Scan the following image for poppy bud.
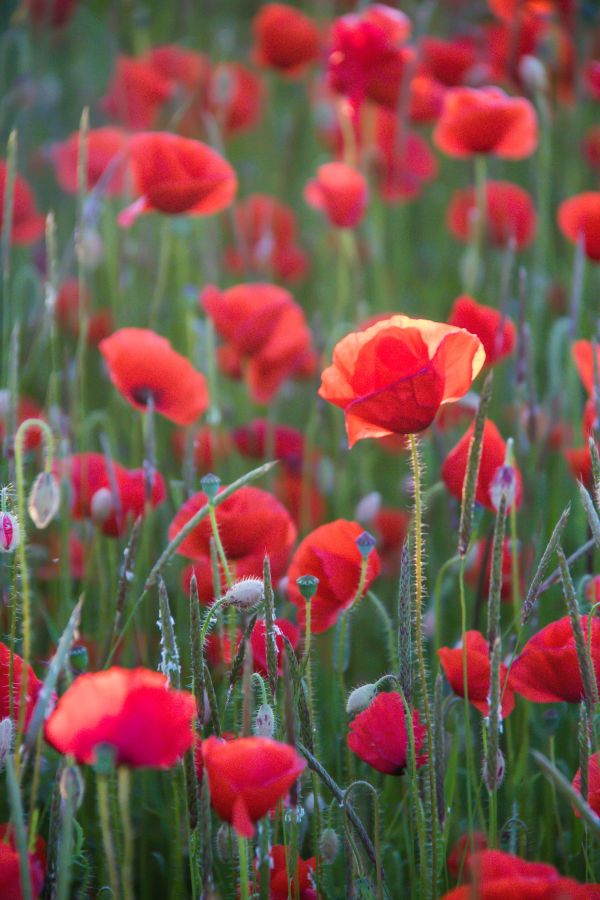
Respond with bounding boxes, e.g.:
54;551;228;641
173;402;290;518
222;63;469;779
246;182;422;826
223;577;264;612
216;823;238;862
296;574;319;602
482;748;505;792
355;491;382;524
489;464;516;511
319;828;340;864
519;55;548;95
0;717;13;770
355;531;377;560
0;512;19;553
60;763;85;810
28;471;60;529
200;472;221;503
254;703;275;738
90;487;115;525
346;683;377;714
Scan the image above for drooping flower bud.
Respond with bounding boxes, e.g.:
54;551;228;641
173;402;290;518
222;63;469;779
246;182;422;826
489;465;516;512
200;472;220;503
60;763;85;810
482;748;505;792
346;683;378;715
254;703;275;738
355;491;381;524
90;487;114;525
0;512;19;553
28;471;60;528
0;717;13;770
519;55;548;95
319;827;340;864
223;577;264;612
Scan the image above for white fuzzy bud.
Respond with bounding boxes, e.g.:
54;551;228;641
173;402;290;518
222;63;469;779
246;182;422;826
223;578;264;612
346;683;377;715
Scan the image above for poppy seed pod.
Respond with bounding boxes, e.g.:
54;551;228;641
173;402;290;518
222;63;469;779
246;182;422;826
28;471;60;529
0;512;19;553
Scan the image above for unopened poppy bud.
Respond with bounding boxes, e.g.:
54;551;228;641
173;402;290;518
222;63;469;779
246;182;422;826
0;717;13;770
223;577;264;612
355;491;381;524
296;574;319;602
355;530;377;560
28;471;60;528
60;763;85;809
0;512;19;553
482;748;505;792
519;55;548;95
319;827;340;864
489;465;516;512
216;823;238;862
254;703;275;738
90;487;114;525
69;644;89;674
346;683;377;714
201;472;221;503
210;67;235;107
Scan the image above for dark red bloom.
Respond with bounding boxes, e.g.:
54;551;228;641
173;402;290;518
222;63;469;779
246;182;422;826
582;127;600;172
169;485;297;591
57;452;165;538
319;315;485;447
171;426;232;473
448;295;516;367
26;0;77;27
437;630;515;717
55;280;113;345
252;4;321;76
564;446;593;490
99;328;209;425
0;159;44;245
558;193;600;261
419;35;479;87
51;127;130;196
447;181;536;250
441;419;523;511
203;63;265;137
120;132;237;222
256;845;316;900
328;5;413;111
433;87;538;159
509;615;600;704
287;519;381;634
347;691;426;775
145;44;209;93
101;56;173;130
225;194;308;282
45;667;195;767
573;751;600;817
447;832;488;880
585;61;600;101
0;822;46;900
372;111;438;203
232;419;306;471
202;735;306;837
305;162;368;228
408;75;447;123
201;283;316;403
442;849;600;899
0;642;43;731
250;618;299;677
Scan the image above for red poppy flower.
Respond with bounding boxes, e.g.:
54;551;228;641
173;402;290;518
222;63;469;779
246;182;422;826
564;446;593;490
447;181;537;250
256;845;317;900
287;519;381;634
328;5;413;111
0;642;43;731
201;283;316;403
408;75;447;123
202;63;265;137
488;0;567;20
145;44;209;93
101;56;173;130
442;849;600;899
369;507;410;577
558;193;600;262
250;618;299;678
438;630;515;717
347;691;426;775
51;127;130;196
447;832;488;880
319;315;485;447
171;426;232;473
57;452;165;538
448;296;516;367
509;615;600;704
0;822;46;900
433;87;538;159
252;4;321;76
45;667;196;767
583;127;600;172
232;419;306;471
0;160;45;245
25;0;77;27
120;132;236;222
225;194;308;282
573;751;600;817
99;328;209;425
465;537;526;602
169;485;297;591
202;735;306;837
585;61;600;101
572;340;600;395
55;280;113;345
305;162;368;228
441;419;522;511
205;631;240;668
372;111;438;203
419;36;479;87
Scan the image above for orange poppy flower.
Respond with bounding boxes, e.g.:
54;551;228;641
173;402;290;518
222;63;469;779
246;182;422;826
447;180;537;250
121;132;236;222
304;161;368;228
558;193;600;261
99;328;209;425
433;86;538;159
252;4;321;76
318;315;485;447
51;127;130;196
0;160;45;245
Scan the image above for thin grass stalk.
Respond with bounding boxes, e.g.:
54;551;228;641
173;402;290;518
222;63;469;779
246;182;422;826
398;541;413;704
6;753;33;900
521;504;570;624
458;372;493;557
557;545;599;712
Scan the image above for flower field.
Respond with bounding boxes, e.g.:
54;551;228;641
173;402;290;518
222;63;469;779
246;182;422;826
2;1;600;897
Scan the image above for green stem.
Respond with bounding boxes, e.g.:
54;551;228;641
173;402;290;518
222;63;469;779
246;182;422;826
208;503;233;589
118;768;135;900
97;774;121;900
238;834;250;900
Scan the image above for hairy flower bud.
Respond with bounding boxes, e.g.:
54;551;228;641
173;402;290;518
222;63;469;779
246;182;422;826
60;763;85;810
223;577;264;612
355;491;381;524
28;471;60;528
346;683;377;715
482;748;505;792
0;512;19;553
90;487;114;525
519;54;548;95
216;823;238;862
0;717;13;770
489;464;516;512
319;828;340;864
254;703;275;738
